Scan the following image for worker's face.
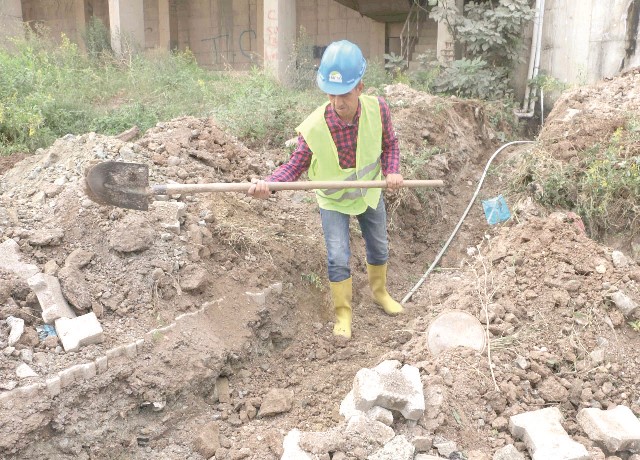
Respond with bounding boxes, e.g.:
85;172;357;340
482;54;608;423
328;81;364;123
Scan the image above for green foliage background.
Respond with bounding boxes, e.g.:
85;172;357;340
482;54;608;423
0;27;331;156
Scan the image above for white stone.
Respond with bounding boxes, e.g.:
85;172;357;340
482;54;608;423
281;429;315;460
16;363;38;379
369;435;415;460
510;407;590;460
28;272;76;323
55;312;104;352
577;405;640;453
6;316;25;346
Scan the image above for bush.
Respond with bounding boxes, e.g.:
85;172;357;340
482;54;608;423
424;0;534;100
515;118;640;237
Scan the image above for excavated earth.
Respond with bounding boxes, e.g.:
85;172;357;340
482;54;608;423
0;75;639;460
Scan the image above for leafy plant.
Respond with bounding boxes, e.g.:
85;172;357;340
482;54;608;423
84;16;113;60
423;0;535;100
629;320;640;332
301;272;324;290
384;52;407;78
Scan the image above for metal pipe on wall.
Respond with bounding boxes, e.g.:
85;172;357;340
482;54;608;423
528;0;546;114
521;0;542;114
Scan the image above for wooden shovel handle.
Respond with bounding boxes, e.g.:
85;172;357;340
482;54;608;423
153;179;444;195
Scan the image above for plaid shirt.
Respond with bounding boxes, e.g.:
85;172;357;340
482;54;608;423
267;97;400;182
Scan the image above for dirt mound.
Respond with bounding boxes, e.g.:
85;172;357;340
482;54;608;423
0;81;638;460
539;67;640;160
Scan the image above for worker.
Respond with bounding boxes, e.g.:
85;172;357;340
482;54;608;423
248;39;404;339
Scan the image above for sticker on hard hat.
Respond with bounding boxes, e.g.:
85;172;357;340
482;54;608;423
328;71;343;83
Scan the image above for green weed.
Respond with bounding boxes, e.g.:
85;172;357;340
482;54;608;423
301;272;324;290
513;118;640;238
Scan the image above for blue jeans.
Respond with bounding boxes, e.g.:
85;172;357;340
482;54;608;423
319;196;389;282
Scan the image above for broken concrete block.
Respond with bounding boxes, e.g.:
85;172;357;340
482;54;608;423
282;429;316;460
58;367;76;388
494;444;526;460
6;316;24;346
46;376;61;397
81;362;97;380
299;428;346;454
16;363;37;379
106;345;124;360
346;414;395;445
510;406;590;460
95;356;108;374
339;390;393;425
55;312;104;352
369;435;415;460
150;201;186;234
124;342;137;358
16;383;42;398
352;360;425;421
27;272;76;324
577;405;640;453
0;239;40;281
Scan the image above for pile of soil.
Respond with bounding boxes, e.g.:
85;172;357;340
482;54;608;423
0;75;638;460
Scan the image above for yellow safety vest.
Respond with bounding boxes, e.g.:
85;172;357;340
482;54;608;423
296;95;383;215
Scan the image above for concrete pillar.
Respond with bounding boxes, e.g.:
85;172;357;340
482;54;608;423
0;0;23;44
158;0;170;50
263;0;296;83
454;0;464;60
436;20;454;62
108;0;145;55
74;0;87;52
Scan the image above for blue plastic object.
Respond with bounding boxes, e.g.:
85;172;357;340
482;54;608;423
316;40;367;95
36;324;57;340
482;194;511;225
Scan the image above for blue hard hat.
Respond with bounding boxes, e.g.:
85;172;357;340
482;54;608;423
316;40;367;95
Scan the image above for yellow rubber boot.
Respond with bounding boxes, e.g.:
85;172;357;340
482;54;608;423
367;263;404;315
330;277;353;339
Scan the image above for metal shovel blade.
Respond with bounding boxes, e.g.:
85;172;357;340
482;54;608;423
85;161;151;211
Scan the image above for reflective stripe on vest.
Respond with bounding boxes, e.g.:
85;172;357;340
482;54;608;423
296;95;383;215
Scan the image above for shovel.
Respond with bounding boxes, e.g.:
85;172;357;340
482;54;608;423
84;161;444;211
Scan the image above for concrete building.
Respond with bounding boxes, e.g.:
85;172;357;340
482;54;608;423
0;0;639;105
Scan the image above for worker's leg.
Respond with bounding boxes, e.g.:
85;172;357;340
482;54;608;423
320;208;352;338
357;196;403;315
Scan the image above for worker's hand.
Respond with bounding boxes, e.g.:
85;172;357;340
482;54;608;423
385;173;404;192
248;178;271;199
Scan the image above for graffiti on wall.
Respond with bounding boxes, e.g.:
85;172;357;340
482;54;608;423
202;27;257;66
264;8;278;62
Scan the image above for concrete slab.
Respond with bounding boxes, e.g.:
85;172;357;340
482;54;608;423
510;407;590;460
577;405;640;453
55;312;104;352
